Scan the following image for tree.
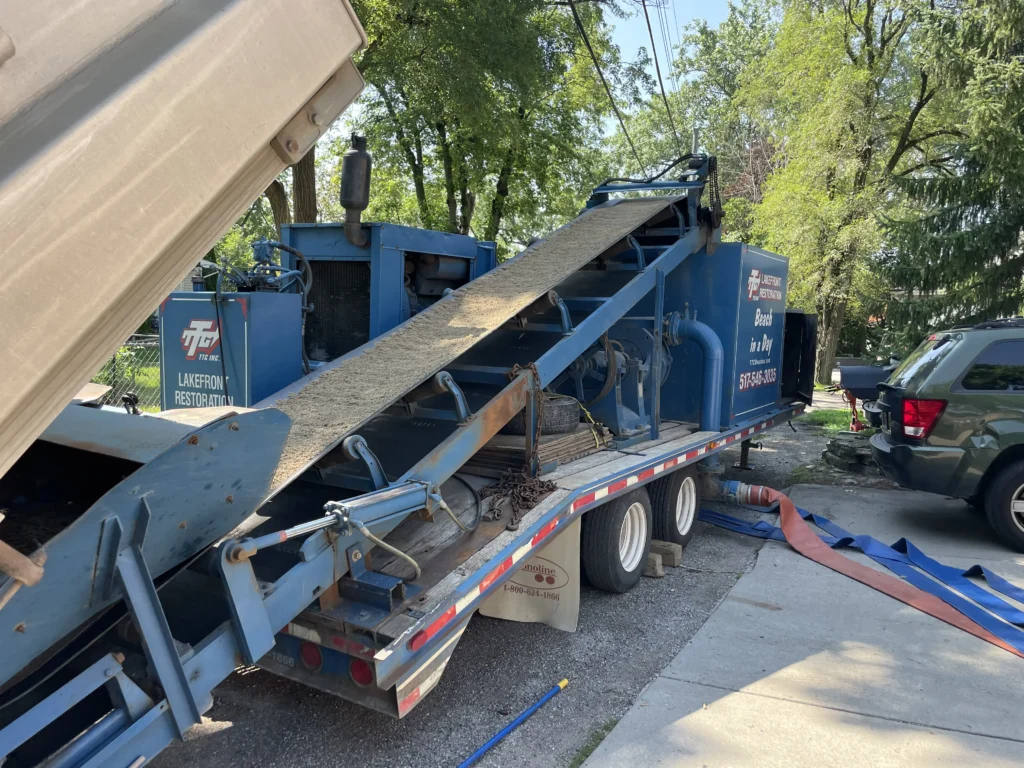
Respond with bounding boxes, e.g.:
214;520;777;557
743;0;961;382
344;0;645;255
608;0;779;241
882;0;1024;353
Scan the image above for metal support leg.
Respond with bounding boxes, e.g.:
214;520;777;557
116;547;200;736
218;546;277;665
732;438;760;470
651;268;665;440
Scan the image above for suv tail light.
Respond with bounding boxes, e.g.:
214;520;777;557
902;398;946;438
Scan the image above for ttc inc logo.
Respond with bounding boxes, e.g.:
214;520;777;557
181;319;220;360
747;269;761;301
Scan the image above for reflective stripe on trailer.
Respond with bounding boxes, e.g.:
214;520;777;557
407;518;562;651
399;405;802;657
570;411;797;513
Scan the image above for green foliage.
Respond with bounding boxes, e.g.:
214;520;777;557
346;0;640;256
610;0;780;231
208;196;279;289
882;0;1024;350
796;408;857;436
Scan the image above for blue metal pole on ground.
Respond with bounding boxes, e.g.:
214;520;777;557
457;679;569;768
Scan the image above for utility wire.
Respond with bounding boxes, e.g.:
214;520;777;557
567;0;647;176
657;1;680;94
642;0;684;154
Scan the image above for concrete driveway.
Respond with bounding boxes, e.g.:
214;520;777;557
584;485;1024;767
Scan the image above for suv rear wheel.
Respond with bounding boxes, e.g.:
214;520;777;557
984;460;1024;552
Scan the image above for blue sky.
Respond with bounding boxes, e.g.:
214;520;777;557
608;0;730;89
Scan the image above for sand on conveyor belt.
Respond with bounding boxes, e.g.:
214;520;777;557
267;198;674;493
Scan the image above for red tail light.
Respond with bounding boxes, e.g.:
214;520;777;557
902;398;946;438
349;658;374;687
299;641;323;671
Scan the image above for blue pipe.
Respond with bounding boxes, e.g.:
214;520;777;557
46;708;128;768
670;317;724;432
457;679;568;768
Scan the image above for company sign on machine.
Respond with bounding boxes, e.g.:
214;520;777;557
746;269;783;302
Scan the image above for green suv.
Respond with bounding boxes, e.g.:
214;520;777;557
871;320;1024;550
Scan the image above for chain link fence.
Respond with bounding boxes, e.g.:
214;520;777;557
91;334;161;411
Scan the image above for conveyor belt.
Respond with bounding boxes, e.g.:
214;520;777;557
266;198;676;493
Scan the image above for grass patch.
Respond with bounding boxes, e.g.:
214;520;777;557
813;382;832;392
796;409;853;436
568;718;620;768
788;462;821;484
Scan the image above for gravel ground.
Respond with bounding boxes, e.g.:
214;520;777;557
153;420;845;768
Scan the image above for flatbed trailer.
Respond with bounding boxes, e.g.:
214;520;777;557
0;159;815;767
265;402;805;718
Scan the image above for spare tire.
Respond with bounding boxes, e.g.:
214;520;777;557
501;394;580;435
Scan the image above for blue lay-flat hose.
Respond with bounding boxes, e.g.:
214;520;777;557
457;679;569;768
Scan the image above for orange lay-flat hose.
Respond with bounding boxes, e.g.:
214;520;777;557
744;484;1024;660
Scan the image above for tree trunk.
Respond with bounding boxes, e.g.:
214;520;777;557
436;121;459;233
264;179;291;239
485;152;513;242
814;297;846;386
292;147;318;223
380;90;430;226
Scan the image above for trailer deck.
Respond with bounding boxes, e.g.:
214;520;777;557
262;402;805;717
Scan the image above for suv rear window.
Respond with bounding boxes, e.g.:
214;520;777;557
888;334;956;389
961;341;1024;391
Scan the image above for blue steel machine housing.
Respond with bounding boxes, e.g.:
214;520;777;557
665;243;789;428
159;291;303;409
279;222;498;361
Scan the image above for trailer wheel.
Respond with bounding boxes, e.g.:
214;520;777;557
649;465;700;549
582;488;652;593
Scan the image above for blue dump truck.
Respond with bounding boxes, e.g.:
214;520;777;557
0;147;816;766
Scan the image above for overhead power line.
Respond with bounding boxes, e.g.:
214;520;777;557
567;0;647;176
657;1;681;95
641;0;684;154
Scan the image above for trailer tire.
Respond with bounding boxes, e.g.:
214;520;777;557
582;488;652;593
501;395;580;436
649;465;700;549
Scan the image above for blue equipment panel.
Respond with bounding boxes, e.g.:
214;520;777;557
665;243;788;427
159;292;302;409
279;223;497;360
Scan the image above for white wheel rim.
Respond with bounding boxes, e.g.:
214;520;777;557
619;502;647;572
1012;483;1024;534
676;476;697;536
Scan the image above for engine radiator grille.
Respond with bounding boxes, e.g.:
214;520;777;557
306;261;371;361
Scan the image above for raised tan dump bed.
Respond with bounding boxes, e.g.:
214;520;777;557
0;0;367;478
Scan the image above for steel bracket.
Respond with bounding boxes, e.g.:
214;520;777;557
552;293;575;335
342;435;388;490
218;545;276;665
115;509;200;737
626;235;646;271
437;371;472;422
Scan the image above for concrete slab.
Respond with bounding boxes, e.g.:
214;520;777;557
584;485;1024;767
589;677;1024;768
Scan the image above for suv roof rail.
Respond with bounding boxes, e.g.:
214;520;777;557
972;317;1024;329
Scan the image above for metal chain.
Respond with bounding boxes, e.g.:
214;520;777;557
479;470;557;532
